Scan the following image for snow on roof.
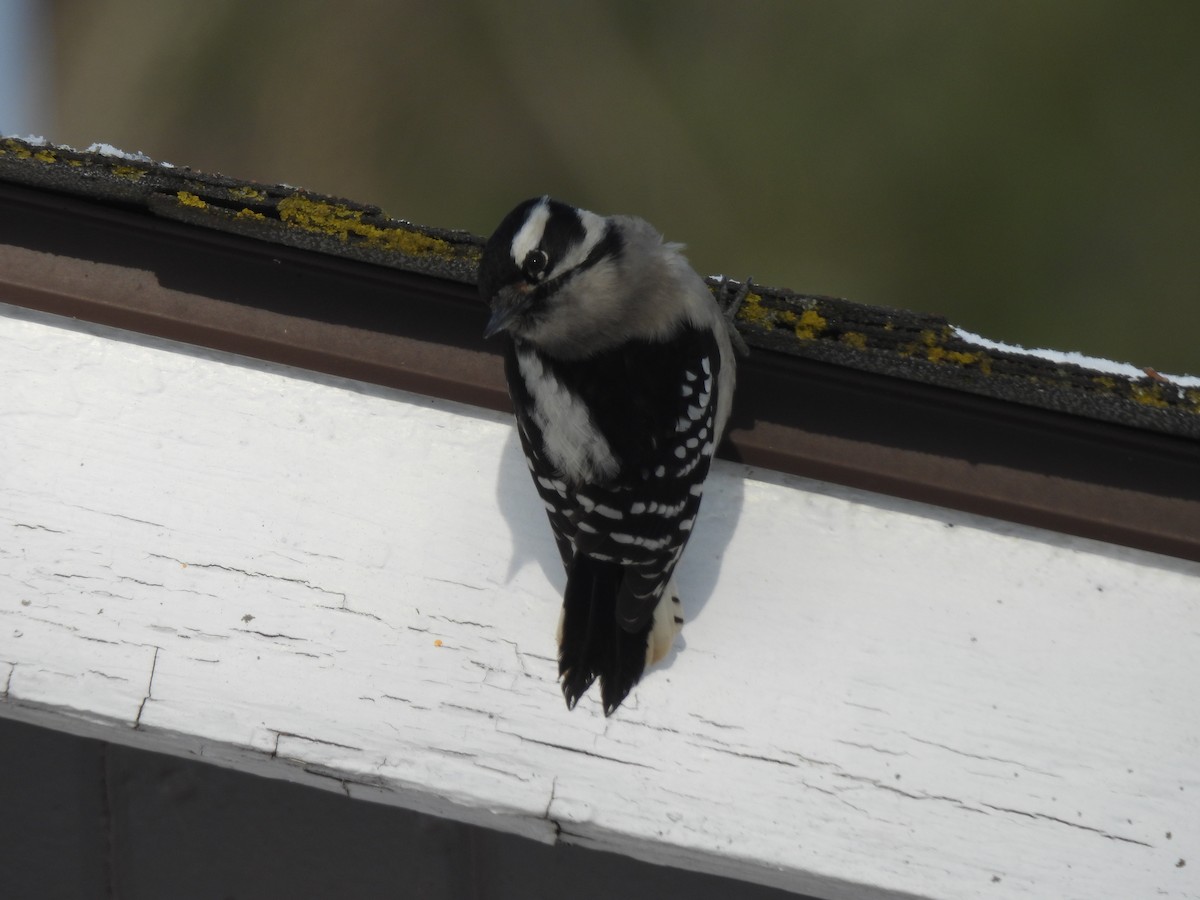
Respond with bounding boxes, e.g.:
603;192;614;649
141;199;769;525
82;141;170;167
953;327;1200;388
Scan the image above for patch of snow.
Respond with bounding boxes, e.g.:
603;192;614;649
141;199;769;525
4;135;175;168
952;327;1200;387
84;142;156;163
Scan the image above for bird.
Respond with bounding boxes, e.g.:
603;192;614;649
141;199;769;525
478;196;738;715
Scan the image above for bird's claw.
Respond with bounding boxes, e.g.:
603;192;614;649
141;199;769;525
715;275;752;357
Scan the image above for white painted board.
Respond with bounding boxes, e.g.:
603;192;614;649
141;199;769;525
1;301;1198;899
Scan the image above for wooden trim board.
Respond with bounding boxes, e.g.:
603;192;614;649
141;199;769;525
3;304;1198;898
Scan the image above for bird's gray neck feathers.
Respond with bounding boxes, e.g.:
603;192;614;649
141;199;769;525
522;217;719;361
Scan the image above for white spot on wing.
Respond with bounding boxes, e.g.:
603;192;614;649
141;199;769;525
653;498;686;517
611;533;672;551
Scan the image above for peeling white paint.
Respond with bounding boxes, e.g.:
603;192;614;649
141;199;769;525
1;302;1198;900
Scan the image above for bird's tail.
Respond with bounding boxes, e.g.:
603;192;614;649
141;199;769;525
559;555;650;716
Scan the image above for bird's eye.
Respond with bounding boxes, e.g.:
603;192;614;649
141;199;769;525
523;249;549;280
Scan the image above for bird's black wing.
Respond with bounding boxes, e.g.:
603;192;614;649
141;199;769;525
549;325;725;630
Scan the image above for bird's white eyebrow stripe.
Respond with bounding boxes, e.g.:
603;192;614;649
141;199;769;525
510;197;551;265
547;207;608;281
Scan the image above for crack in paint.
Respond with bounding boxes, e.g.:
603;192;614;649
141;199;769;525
499;728;654;770
980;802;1153;847
133;646;160;729
271;730;364;757
148;553;347;602
13;522;66;534
903;732;1061;778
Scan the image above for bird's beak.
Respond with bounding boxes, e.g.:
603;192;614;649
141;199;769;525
483;284;530;339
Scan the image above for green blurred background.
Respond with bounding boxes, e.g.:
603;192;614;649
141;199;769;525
15;0;1200;372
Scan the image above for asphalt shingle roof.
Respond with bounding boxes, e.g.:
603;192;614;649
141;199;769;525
2;135;1197;441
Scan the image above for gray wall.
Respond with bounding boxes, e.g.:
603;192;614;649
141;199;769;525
0;717;813;899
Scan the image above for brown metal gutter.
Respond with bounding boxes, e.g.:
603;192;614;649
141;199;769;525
2;179;1197;562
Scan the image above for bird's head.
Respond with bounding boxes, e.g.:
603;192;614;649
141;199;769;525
478;196;630;357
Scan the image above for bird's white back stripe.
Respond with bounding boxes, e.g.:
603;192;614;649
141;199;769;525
518;349;618;483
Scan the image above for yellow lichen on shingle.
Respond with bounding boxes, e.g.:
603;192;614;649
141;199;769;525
794;308;827;341
1;139;56;164
176;191;207;209
841;331;868;350
735;291;772;328
112;165;147;181
229;185;266;201
2;138;32;158
235;208;267;221
737;291;829;340
277;195;453;257
905;327;993;374
1131;383;1170;408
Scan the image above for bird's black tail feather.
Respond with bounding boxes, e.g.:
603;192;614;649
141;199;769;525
559;555;650;716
